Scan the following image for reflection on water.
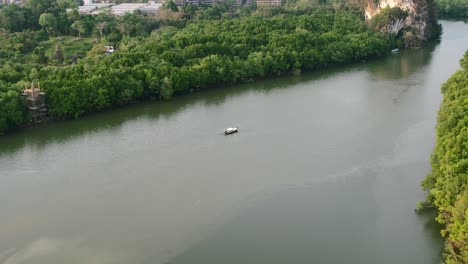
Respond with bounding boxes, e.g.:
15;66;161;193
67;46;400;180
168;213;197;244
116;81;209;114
367;41;438;81
0;68;341;155
0;76;295;156
164;162;443;264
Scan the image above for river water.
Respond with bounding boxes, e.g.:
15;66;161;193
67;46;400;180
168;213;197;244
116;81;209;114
1;20;467;264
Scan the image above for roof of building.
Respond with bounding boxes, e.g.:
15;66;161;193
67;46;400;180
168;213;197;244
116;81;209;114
78;3;113;13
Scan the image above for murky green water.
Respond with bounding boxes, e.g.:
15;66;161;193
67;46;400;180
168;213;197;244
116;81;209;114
1;20;467;264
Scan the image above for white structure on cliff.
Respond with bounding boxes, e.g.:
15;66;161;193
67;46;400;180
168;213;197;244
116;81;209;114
364;0;415;20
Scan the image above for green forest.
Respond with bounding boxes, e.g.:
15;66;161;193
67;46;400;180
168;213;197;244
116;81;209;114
436;0;468;18
0;2;394;134
422;51;468;264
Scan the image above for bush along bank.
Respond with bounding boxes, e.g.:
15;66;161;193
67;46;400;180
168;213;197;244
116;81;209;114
421;51;468;264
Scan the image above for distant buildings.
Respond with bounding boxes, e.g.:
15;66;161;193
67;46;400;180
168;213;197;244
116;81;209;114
184;0;214;5
139;2;162;14
77;1;161;16
256;0;281;7
0;0;21;4
74;0;277;16
78;3;114;14
182;0;253;6
110;3;147;15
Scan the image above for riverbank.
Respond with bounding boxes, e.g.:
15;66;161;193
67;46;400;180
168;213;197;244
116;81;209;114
422;51;468;264
2;6;394;135
436;0;468;18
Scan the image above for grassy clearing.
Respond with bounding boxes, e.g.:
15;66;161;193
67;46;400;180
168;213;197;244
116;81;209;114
42;36;96;60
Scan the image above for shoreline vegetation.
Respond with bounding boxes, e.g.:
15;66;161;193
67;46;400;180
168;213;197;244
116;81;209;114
420;51;468;264
436;0;468;18
1;2;401;135
42;7;392;118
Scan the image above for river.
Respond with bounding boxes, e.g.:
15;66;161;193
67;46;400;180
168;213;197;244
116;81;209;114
1;20;467;264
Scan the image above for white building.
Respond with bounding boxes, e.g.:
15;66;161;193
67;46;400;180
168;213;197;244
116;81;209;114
78;3;113;14
76;1;161;16
139;2;162;15
109;2;161;16
110;3;146;15
256;0;280;6
1;0;20;4
184;0;252;6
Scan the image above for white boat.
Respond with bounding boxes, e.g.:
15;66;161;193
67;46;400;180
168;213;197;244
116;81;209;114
224;127;238;135
392;48;399;53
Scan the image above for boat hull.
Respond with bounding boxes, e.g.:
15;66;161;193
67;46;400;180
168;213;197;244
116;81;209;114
224;128;238;135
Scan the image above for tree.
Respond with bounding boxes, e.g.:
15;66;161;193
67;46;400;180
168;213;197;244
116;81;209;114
0;4;26;32
39;13;57;36
33;46;48;64
160;77;173;99
421;51;468;264
181;3;198;20
71;20;86;38
118;13;146;37
163;0;178;12
67;8;80;23
96;22;107;40
94;10;117;40
53;44;64;64
0;84;29;135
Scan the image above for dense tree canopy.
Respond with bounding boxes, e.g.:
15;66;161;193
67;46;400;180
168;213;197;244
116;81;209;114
37;6;390;120
0;81;29;134
0;3;395;134
0;0;176;134
436;0;468;18
422;51;468;264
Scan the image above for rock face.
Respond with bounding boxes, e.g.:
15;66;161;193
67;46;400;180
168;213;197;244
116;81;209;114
363;0;439;47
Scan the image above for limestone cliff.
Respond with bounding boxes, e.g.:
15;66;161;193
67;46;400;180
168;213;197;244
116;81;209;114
362;0;440;47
